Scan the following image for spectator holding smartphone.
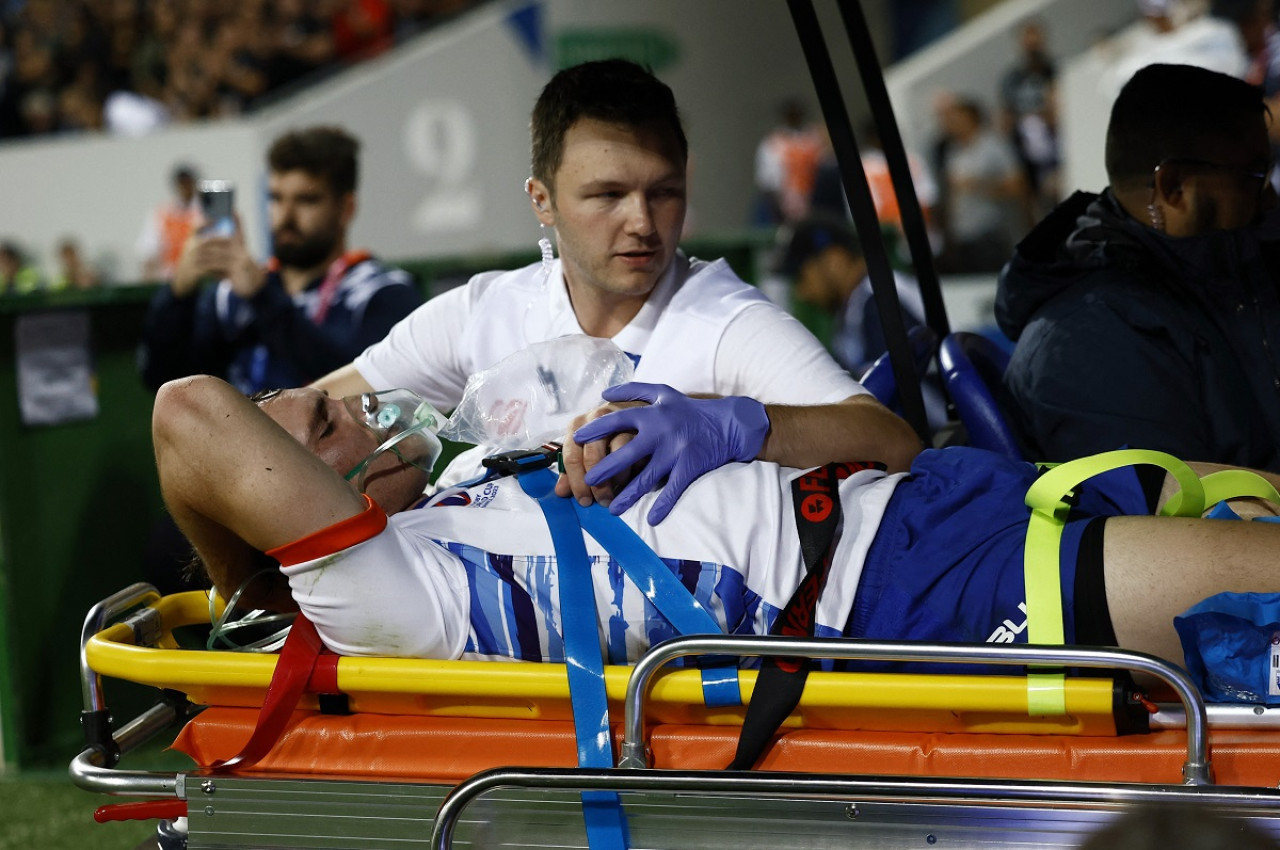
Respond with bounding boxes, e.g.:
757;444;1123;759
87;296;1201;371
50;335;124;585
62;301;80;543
138;125;421;394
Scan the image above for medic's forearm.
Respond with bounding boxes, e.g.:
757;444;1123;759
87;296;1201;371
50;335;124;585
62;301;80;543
758;394;922;473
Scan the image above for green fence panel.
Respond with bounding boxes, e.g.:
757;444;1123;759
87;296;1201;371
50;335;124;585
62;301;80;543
0;287;165;769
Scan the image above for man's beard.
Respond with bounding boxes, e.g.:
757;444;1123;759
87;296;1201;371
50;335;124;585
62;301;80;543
272;227;337;270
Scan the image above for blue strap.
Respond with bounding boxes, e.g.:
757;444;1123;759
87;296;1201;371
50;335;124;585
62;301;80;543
575;501;741;706
575;502;724;635
699;666;743;708
518;469;627;850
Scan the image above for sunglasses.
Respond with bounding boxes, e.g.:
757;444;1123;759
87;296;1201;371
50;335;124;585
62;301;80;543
1153;156;1275;200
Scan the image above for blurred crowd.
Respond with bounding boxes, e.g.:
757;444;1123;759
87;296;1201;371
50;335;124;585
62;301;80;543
752;0;1280;378
0;0;478;140
4;0;1276;300
751;17;1059;278
0;0;480;295
755;0;1280;279
0;235;98;294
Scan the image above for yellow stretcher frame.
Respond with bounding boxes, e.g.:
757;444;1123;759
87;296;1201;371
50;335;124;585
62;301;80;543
86;591;1128;736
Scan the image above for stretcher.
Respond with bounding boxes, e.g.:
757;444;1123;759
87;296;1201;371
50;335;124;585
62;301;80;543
72;583;1280;849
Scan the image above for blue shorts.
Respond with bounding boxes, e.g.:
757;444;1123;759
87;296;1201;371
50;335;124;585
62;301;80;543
846;447;1153;671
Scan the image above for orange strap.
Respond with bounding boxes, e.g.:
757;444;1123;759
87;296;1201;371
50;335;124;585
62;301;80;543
209;614;329;772
267;494;385;565
217;498;387;770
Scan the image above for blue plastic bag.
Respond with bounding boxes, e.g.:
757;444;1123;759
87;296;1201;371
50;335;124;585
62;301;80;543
1174;591;1280;705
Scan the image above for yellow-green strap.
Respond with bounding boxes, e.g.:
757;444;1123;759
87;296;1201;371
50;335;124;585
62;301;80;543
1023;453;1280;716
1161;469;1280;517
1022;449;1202;715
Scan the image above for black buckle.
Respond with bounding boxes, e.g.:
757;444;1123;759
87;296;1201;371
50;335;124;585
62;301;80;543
481;443;562;477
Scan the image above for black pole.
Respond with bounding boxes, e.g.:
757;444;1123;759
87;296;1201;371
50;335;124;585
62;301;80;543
835;0;950;340
786;0;930;442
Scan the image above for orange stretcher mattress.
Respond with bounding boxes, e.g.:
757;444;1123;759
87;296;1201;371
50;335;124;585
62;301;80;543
172;707;1280;788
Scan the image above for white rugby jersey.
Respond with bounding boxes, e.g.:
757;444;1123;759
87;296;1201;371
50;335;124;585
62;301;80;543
279;461;904;662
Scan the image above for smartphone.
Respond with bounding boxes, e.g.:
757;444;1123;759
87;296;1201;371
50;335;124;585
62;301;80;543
198;180;236;237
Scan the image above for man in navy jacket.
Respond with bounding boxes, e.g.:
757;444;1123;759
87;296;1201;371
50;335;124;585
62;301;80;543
997;64;1280;471
139;125;421;394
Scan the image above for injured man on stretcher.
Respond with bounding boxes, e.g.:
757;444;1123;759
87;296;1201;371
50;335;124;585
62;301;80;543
153;374;1280;674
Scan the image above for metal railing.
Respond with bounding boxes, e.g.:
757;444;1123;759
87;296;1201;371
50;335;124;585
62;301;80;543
618;635;1212;785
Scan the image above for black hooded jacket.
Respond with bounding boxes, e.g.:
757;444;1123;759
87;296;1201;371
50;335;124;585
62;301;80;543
995;190;1280;470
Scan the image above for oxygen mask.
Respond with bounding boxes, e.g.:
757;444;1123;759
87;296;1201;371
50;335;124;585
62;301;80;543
342;389;444;492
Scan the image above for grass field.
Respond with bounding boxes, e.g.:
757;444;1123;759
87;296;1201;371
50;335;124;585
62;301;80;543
1;735;193;850
0;771;156;849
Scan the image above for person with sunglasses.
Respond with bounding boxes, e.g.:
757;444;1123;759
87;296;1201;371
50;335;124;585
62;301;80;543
997;63;1280;472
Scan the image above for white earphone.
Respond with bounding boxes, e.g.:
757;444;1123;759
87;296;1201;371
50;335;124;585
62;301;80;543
526;177;547;211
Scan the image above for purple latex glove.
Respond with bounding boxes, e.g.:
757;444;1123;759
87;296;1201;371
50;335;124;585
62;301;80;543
574;382;770;525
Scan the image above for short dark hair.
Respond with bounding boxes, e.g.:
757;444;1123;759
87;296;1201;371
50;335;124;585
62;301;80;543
1105;63;1268;189
530;58;688;185
776;215;862;277
267;125;360;196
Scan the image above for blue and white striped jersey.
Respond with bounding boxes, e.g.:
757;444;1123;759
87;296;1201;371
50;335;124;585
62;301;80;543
281;460;902;662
